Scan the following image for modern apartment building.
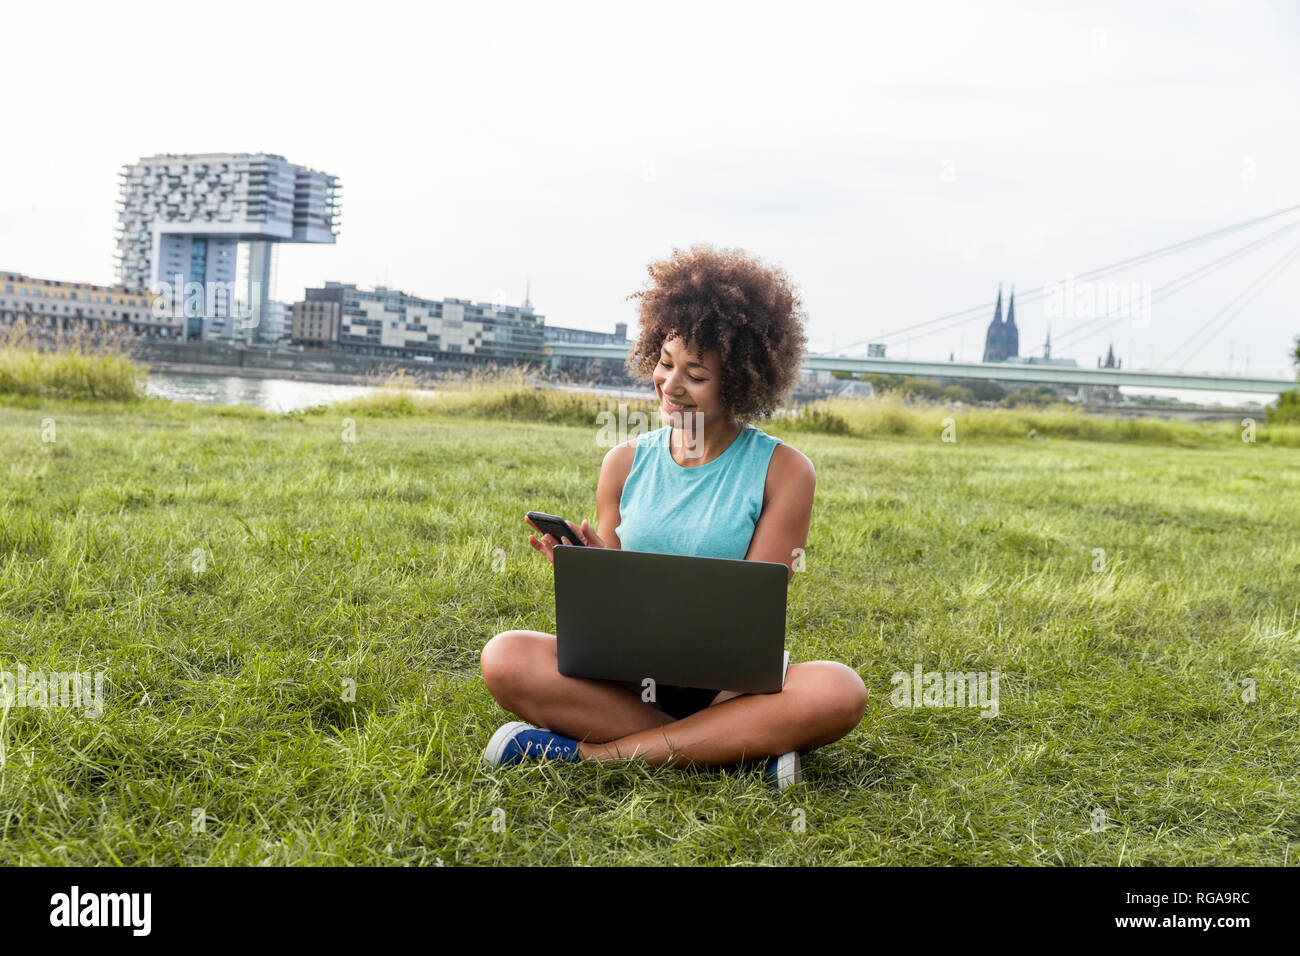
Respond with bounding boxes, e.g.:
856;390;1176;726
267;300;292;342
291;282;544;361
116;153;340;345
0;270;166;335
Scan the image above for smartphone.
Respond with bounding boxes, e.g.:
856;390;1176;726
525;511;586;546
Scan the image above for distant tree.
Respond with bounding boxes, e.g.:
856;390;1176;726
1267;390;1300;423
1266;335;1300;423
862;373;906;392
899;376;944;400
1033;385;1060;403
1001;385;1057;408
940;384;975;403
954;378;1006;402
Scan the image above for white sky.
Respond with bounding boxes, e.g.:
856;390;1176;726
2;0;1298;377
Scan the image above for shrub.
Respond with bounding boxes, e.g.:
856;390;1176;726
785;405;852;434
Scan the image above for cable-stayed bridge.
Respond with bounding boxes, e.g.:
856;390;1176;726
546;203;1300;396
541;342;1293;395
801;355;1291;394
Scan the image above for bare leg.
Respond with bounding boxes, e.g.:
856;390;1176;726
481;630;675;742
578;661;867;766
481;630;868;764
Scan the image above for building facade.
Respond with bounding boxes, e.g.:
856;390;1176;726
116;153;340;345
542;322;632;380
1;270;165;335
291;285;344;345
543;322;628;345
292;282;545;361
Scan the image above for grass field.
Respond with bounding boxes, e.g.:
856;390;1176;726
1;383;1298;865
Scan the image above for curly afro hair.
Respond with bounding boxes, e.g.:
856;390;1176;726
625;244;808;423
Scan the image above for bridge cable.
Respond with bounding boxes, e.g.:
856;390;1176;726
872;215;1300;355
829;201;1300;355
937;216;1300;352
1158;239;1300;370
1048;219;1300;353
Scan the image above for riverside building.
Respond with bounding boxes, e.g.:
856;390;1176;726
116;153;340;345
0;270;164;335
291;282;544;362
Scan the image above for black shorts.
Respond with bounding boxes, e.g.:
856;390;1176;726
653;683;721;720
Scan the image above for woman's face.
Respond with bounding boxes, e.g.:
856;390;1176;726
652;335;729;429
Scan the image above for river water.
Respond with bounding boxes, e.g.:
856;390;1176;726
145;370;1282;415
144;372;432;413
145;371;655;413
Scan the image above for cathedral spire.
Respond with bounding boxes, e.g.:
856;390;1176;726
983;283;1007;363
1005;285;1018;358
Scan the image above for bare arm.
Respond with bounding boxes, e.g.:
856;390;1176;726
595;440;635;551
744;443;816;581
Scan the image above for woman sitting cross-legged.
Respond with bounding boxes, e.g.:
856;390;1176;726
480;244;868;788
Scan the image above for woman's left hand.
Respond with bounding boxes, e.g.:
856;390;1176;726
526;517;606;563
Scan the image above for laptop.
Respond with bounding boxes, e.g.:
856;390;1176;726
554;546;790;695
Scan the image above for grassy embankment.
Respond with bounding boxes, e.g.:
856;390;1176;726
0;345;1298;864
0;324;144;402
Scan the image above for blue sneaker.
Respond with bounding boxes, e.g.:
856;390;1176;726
482;721;583;768
765;751;802;789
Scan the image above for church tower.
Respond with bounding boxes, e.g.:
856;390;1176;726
1004;286;1019;359
982;284;1004;363
982;284;1020;362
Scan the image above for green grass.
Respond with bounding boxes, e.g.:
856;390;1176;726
1;386;1298;865
296;369;1300;449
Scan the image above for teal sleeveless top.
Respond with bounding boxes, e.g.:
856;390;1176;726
615;423;783;560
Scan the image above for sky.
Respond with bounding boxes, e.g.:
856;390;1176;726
2;0;1298;378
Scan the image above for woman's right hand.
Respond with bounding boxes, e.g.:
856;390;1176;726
526;515;605;564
